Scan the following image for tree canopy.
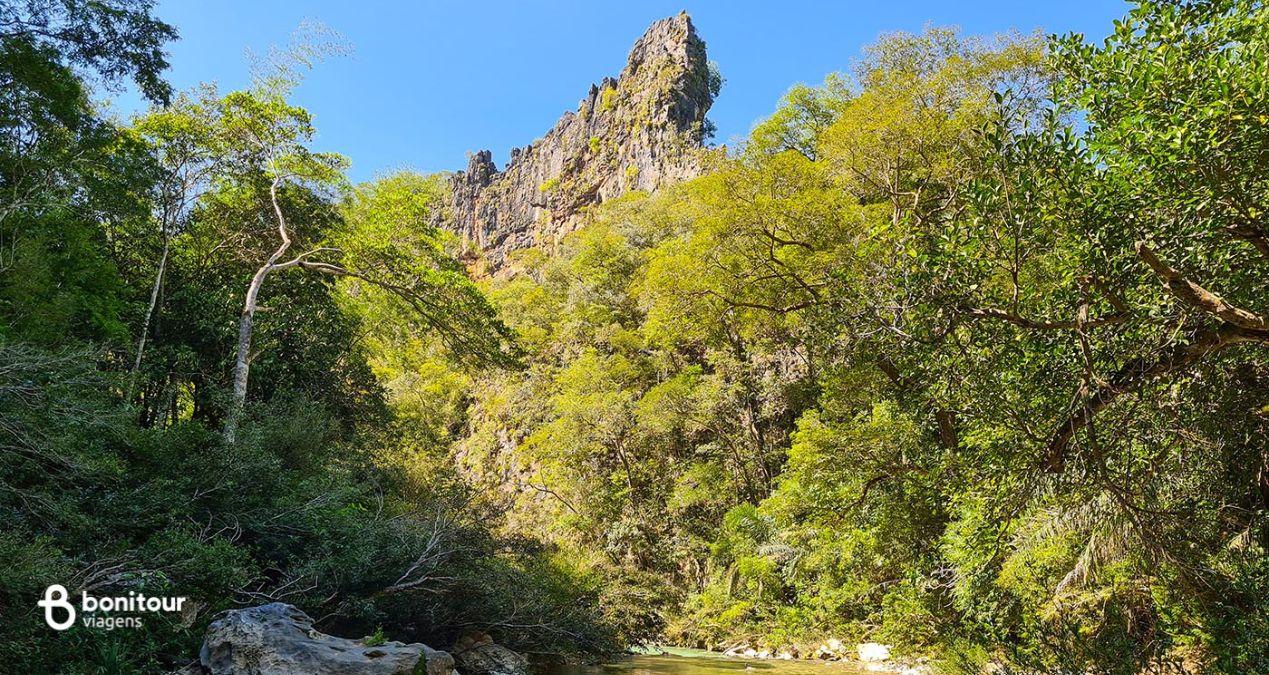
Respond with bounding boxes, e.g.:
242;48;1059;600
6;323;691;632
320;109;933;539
0;1;1266;672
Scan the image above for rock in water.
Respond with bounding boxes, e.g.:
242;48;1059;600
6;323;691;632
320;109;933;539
856;642;893;662
451;631;529;675
444;12;715;274
190;603;454;675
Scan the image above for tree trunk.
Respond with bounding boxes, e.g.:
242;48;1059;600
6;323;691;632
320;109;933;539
127;234;169;400
223;263;272;443
223;179;292;443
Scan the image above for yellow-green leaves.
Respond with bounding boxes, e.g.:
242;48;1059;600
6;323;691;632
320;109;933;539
336;171;519;368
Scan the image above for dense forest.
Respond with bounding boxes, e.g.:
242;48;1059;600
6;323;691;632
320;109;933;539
1;1;1267;673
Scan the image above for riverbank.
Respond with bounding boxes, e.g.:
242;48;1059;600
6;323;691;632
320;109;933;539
621;646;929;675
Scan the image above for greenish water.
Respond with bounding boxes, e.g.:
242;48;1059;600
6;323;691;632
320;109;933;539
538;647;869;675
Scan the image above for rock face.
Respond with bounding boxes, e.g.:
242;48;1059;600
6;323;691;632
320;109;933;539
450;631;530;675
187;603;454;675
445;12;714;273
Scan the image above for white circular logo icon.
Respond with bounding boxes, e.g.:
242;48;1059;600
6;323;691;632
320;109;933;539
38;585;76;630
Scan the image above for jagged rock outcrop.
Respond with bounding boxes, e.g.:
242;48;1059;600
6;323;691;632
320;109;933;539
179;603;455;675
446;12;714;272
451;631;530;675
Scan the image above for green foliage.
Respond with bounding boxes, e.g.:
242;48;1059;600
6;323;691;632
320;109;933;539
0;7;597;671
2;2;1267;672
706;60;725;98
451;9;1269;673
0;0;177;103
748;75;851;159
600;85;619;112
336;172;519;367
363;626;388;647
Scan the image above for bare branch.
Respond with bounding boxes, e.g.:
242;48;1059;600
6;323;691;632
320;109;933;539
963;306;1129;331
1136;242;1268;331
1225;224;1269;259
273;247;341;269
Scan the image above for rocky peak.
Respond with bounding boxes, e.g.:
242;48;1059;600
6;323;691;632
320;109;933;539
444;12;714;273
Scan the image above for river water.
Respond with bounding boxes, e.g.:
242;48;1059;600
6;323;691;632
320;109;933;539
538;647;871;675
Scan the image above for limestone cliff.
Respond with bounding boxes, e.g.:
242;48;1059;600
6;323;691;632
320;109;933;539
445;12;714;272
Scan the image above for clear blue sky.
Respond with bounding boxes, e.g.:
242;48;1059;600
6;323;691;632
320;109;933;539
114;0;1130;182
